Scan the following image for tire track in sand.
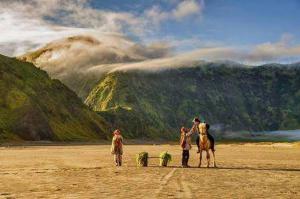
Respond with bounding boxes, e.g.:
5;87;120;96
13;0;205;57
180;172;193;198
155;168;177;196
175;170;193;198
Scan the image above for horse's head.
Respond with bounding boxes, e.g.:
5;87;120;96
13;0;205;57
199;123;208;135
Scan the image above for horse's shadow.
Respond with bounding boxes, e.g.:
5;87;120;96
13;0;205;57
147;165;300;172
213;166;300;172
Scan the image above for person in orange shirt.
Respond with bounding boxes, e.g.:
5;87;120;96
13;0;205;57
111;129;123;166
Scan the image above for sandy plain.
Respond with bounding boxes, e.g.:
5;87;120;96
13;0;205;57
0;143;299;198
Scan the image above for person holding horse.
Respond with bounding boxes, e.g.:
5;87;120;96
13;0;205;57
111;129;123;166
180;127;192;168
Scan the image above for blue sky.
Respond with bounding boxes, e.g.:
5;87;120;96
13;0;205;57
201;0;300;45
90;0;300;47
1;0;300;64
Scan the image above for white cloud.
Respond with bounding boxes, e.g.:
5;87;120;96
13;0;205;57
1;0;300;66
245;33;300;62
145;6;170;26
144;0;204;26
0;0;145;56
0;0;140;32
173;0;202;20
0;0;205;56
0;11;93;55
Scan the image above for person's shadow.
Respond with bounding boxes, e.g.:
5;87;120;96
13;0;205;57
146;165;300;172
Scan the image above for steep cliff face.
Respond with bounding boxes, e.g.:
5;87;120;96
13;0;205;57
85;63;300;139
0;54;110;142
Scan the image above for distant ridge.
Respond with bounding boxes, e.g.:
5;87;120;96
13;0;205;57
86;64;300;139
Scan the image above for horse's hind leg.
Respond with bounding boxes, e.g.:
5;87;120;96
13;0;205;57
198;150;202;168
114;155;118;166
206;150;210;168
212;150;216;168
118;154;122;166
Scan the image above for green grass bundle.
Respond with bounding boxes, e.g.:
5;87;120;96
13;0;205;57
159;151;172;167
136;152;148;167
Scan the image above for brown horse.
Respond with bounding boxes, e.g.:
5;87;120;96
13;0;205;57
197;123;216;168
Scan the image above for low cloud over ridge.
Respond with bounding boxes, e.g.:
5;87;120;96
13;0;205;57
19;34;172;77
19;34;300;80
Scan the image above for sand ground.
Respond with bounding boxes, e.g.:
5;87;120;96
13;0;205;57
0;143;300;199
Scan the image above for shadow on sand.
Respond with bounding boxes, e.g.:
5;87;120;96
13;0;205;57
145;165;300;172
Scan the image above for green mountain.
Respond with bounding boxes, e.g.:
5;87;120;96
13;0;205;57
85;63;300;139
0;54;110;142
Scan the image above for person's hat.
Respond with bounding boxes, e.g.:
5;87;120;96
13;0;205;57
193;117;200;123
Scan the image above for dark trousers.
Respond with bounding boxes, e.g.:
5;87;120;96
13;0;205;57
196;136;200;148
182;150;189;166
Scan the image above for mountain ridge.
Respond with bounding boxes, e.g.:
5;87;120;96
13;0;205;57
0;54;110;142
86;63;300;139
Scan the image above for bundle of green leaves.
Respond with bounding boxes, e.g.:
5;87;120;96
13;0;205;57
136;152;148;167
159;151;172;167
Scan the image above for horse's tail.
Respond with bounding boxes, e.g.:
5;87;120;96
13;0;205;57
211;143;215;152
208;133;215;152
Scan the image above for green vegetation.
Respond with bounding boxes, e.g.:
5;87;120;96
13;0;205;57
0;54;110;142
136;152;149;167
159;151;172;167
85;62;300;139
5;53;300;142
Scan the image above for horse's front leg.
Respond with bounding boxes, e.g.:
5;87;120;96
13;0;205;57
198;150;202;168
118;154;122;166
206;150;210;168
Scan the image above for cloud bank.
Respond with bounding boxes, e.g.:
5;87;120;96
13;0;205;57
90;34;300;73
0;0;203;56
2;0;300;71
20;34;300;81
19;35;172;77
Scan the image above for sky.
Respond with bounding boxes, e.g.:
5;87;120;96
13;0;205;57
1;0;300;65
